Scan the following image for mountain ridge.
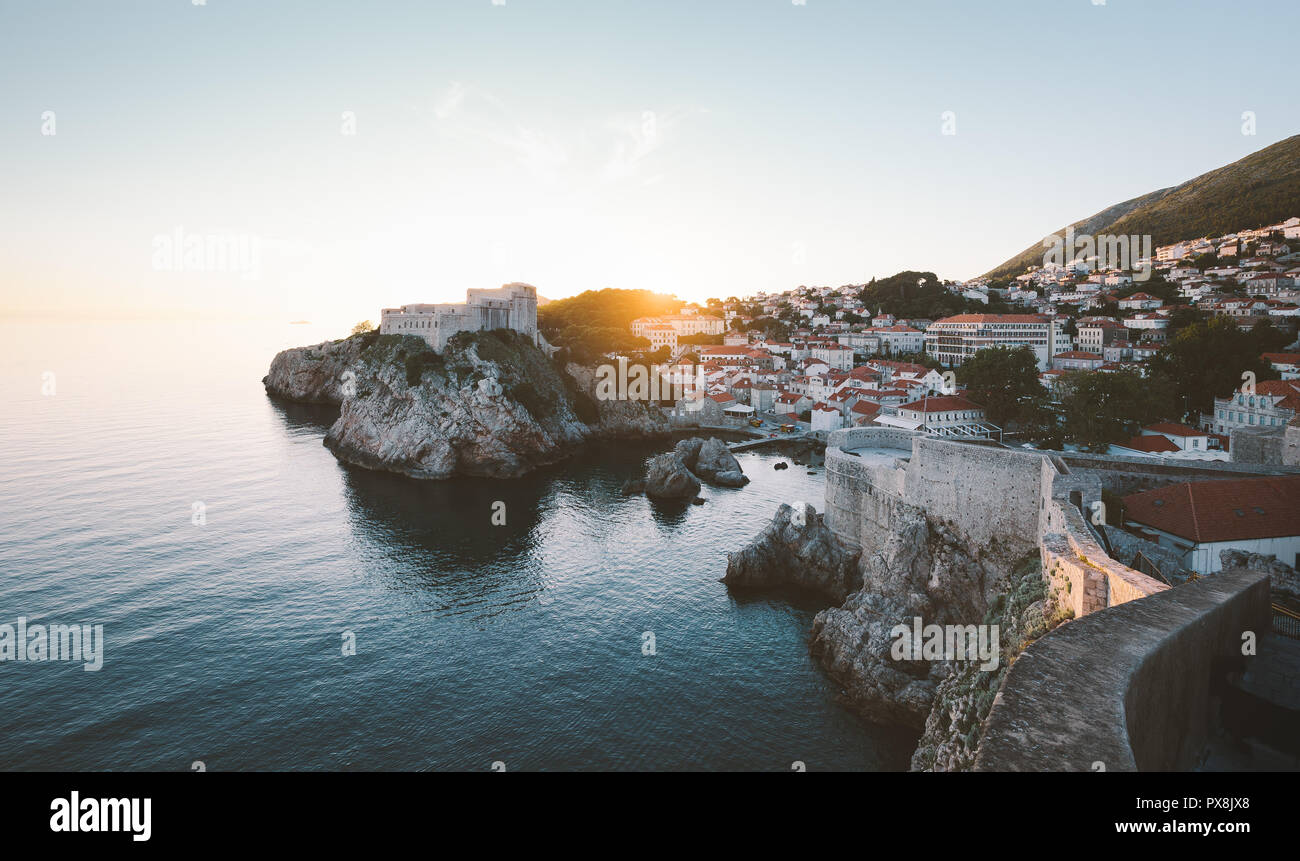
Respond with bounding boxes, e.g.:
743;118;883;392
981;134;1300;281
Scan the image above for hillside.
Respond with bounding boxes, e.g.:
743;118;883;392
537;287;682;360
982;134;1300;280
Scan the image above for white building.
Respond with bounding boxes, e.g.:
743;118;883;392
631;313;726;339
1118;292;1163;311
924;314;1064;369
811;402;845;432
809;342;855;371
642;324;678;352
1123;476;1300;574
380;282;539;351
1139;422;1211;452
1201;379;1300;435
873;394;998;439
874;325;925;355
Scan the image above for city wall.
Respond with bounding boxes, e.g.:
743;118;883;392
823;428;1286;771
974;568;1271;771
824;428;1169;617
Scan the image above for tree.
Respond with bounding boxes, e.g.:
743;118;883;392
955;345;1047;428
1165;305;1205;334
1249;319;1294;355
351;320;375;336
1146;316;1277;418
1059;369;1170;452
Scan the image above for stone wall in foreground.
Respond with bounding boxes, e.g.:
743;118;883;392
974;567;1271;771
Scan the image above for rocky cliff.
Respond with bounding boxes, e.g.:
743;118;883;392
801;498;1030;729
264;330;670;479
723;503;861;603
726;494;1065;767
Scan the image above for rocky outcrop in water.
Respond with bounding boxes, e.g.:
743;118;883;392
263;330;670;479
634;436;749;496
723;503;860;602
644;452;702;499
692;437;750;487
724;489;1047;743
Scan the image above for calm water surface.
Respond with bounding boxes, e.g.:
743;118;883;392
0;320;914;771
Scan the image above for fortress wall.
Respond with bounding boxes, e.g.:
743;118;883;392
974;568;1270;771
1041;533;1108;618
900;438;1044;558
823;428;914;549
827;430;1169;617
1230;428;1285;465
1060;450;1300;496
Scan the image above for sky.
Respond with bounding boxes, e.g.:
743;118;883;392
2;0;1297;328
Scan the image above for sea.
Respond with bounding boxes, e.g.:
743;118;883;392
0;319;914;771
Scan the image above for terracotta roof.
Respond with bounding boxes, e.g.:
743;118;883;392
1120;435;1180;453
932;314;1048;324
1123;476;1300;543
1143;422;1204;438
1252;379;1300;410
1053;351;1104;359
899;395;983;413
851;401;881;416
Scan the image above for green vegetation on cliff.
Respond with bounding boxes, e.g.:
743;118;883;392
910;556;1071;772
349;329;601;426
538;288;680;361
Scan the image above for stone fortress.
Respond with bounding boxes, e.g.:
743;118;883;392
379;282;539;352
820;427;1300;770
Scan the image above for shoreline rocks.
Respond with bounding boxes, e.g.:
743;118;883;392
722;503;861;603
644;451;702;499
724;496;1056;756
632;435;750;498
264;330;671;480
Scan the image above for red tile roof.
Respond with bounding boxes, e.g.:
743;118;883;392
1123;476;1300;543
1120;435;1180;453
933;314;1048;324
851;401;882;416
899;395;983;413
1143;422;1204;438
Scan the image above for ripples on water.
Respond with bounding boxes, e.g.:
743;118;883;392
0;320;915;771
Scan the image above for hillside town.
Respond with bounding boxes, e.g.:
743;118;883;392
627;216;1300;471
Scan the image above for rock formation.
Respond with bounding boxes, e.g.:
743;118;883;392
632;436;749;496
723;503;861;602
1221;549;1300;604
693;437;749;487
725;490;1046;745
263;336;369;404
643;452;702;499
264;329;671;480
